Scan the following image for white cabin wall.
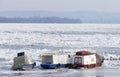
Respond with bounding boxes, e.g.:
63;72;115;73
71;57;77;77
13;56;30;69
83;54;96;65
53;55;68;64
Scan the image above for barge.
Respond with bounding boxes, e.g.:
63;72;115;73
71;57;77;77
40;54;69;69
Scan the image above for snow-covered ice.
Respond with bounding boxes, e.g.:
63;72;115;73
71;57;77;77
0;23;120;77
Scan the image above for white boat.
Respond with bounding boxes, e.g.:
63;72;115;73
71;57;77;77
12;52;36;70
68;51;104;69
40;54;69;69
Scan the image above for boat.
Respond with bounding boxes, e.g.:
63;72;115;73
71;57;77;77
40;54;69;69
68;51;104;69
12;52;36;70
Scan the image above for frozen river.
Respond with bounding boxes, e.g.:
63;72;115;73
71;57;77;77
0;24;120;77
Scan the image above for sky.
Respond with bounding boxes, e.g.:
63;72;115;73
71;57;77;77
0;0;120;12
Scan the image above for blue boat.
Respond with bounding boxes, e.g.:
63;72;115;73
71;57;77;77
40;54;69;69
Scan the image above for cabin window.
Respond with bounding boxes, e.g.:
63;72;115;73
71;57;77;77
74;57;82;64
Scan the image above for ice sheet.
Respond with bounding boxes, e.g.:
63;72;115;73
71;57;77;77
0;24;120;77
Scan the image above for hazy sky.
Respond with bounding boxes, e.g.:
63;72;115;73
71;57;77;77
0;0;120;12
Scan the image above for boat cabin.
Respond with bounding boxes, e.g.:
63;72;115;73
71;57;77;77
12;52;36;70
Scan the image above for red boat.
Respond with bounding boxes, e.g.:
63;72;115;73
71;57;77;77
68;51;104;69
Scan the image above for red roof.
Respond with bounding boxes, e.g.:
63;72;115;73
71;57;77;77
76;51;92;56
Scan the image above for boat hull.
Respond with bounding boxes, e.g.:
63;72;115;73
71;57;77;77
13;63;35;71
68;63;103;69
41;64;68;69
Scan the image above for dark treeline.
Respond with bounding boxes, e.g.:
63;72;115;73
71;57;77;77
0;17;81;23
